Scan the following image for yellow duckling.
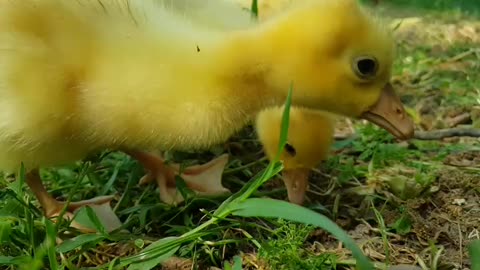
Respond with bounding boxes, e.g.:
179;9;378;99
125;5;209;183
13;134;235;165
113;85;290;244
256;106;335;205
0;0;413;228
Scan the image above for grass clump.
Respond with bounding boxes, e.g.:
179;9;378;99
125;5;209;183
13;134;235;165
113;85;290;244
259;221;337;270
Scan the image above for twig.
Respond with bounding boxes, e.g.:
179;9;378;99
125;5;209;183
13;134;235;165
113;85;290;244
414;127;480;140
449;48;480;62
334;133;358;140
334;127;480;141
447;112;471;127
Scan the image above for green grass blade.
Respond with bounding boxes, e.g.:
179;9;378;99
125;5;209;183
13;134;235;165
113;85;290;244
85;206;108;235
469;240;480;270
44;218;58;270
229;161;283;204
56;234;106;253
16;163;26;196
230;198;374;270
100;161;122;195
54;164;94;228
23;246;46;270
223;255;243;270
108;257;120;270
0;218;12;242
126;237;179;270
275;84;293;162
232;256;243;270
229;84;292;203
175;175;196;201
25;197;35;256
250;0;258;19
0;256;31;266
120;232;209;266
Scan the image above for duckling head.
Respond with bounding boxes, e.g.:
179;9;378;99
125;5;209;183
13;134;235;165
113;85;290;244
256;106;336;205
255;0;414;140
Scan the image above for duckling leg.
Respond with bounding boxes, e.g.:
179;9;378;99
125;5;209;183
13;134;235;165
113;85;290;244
26;169;66;217
126;151;230;204
25;169;122;233
125;151;179;203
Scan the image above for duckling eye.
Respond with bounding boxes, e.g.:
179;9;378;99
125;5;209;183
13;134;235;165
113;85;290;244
353;56;378;80
284;143;297;156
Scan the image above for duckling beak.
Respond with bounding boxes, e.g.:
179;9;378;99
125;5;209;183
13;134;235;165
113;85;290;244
361;83;415;140
282;168;310;205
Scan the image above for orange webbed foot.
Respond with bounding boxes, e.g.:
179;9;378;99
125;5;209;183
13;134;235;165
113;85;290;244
25;170;123;233
49;195;123;233
128;151;230;204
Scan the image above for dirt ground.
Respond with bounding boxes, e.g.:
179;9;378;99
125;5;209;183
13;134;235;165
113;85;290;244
274;15;480;269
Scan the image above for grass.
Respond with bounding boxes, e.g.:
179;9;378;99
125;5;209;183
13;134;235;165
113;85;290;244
2;0;480;269
362;0;480;17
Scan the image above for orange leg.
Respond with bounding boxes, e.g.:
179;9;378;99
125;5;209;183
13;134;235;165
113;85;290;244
26;169;66;217
25;169;121;233
125;150;179;203
126;150;230;204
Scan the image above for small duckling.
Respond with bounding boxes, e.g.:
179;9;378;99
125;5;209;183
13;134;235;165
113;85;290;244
256;106;336;204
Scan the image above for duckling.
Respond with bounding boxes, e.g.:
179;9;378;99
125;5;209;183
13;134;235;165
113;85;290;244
256;106;336;205
0;0;413;227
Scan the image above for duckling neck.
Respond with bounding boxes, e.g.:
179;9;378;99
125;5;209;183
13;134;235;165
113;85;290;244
230;28;346;114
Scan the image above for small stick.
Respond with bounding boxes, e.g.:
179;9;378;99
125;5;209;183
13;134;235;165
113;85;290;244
447;112;471;128
333;133;356;140
414;127;480;140
334;127;480;141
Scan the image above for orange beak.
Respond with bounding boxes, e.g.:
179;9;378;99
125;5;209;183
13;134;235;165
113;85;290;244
361;83;415;140
282;168;310;205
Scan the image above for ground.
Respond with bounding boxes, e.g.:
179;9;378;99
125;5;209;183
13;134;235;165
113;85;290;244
1;2;480;270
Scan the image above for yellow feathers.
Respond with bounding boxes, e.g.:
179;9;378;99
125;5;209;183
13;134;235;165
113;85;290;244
0;0;413;225
0;0;411;172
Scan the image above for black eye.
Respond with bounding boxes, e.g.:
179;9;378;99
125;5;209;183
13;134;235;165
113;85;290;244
284;143;296;156
353;56;378;79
